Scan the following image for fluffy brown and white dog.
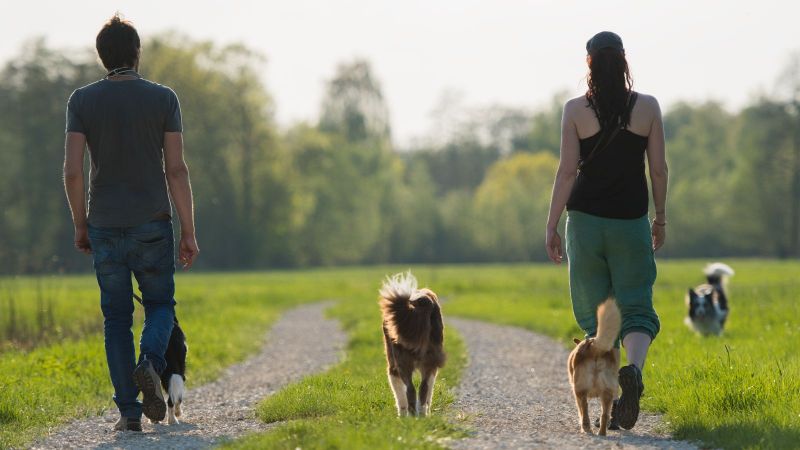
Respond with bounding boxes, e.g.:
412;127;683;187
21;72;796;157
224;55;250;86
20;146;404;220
379;272;445;417
567;298;621;436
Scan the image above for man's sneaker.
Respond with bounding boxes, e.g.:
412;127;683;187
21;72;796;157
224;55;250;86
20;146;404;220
113;416;142;432
133;359;167;422
616;364;644;430
593;399;620;430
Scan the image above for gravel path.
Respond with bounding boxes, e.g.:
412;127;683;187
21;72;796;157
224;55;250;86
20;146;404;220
31;302;345;450
448;318;697;450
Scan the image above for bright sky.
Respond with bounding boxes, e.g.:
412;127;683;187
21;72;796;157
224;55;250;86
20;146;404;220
2;0;798;146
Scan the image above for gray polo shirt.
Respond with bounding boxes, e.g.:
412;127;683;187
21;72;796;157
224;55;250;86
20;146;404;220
66;77;182;228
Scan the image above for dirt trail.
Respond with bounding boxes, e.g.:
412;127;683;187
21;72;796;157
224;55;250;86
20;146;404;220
31;302;345;450
448;318;697;450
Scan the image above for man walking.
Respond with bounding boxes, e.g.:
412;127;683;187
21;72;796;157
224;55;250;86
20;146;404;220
63;14;199;432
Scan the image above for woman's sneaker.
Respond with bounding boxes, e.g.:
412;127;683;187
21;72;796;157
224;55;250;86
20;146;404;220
113;416;142;432
616;364;644;430
133;359;167;422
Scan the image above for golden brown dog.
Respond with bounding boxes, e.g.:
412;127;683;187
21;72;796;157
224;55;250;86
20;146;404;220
567;298;621;435
380;272;445;417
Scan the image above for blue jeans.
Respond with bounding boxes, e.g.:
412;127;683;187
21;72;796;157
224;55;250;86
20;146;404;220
88;219;176;419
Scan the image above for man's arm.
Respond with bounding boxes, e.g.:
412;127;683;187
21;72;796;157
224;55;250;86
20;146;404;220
163;131;199;269
64;132;91;254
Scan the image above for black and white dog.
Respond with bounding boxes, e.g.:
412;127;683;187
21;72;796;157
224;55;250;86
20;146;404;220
134;294;187;424
685;263;734;336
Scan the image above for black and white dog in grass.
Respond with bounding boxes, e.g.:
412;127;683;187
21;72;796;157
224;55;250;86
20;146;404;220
685;263;734;336
380;272;445;417
134;294;188;424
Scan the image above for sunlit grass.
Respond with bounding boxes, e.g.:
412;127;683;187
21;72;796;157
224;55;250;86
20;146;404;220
442;260;800;449
0;272;333;448
221;288;467;450
2;261;797;449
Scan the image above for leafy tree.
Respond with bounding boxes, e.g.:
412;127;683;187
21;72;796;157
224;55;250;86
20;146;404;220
473;152;558;261
319;59;391;143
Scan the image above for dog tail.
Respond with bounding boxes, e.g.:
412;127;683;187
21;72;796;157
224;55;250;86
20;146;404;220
379;271;418;301
704;262;734;286
379;272;433;352
594;298;621;353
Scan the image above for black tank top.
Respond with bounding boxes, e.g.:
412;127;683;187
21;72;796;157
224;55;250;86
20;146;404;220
566;93;649;219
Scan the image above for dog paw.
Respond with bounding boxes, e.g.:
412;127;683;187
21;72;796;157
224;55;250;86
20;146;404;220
398;407;409;417
581;424;593;434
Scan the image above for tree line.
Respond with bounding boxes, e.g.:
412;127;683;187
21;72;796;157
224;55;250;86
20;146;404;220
0;36;798;273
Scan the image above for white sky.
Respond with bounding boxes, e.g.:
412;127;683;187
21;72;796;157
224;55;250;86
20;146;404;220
1;0;798;146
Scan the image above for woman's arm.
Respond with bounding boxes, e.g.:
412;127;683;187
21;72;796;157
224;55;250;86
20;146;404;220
645;96;668;251
545;100;581;264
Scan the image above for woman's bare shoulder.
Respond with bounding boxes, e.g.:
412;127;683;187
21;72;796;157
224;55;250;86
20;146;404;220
565;94;590;108
564;95;593;118
634;92;661;112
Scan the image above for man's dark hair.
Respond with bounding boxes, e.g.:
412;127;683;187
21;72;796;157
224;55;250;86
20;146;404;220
96;13;141;70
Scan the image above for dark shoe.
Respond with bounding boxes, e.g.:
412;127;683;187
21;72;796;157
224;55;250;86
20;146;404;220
133;360;167;422
114;416;142;432
616;364;644;430
594;400;620;430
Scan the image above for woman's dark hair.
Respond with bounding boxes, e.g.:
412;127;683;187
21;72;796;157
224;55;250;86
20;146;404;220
96;13;140;70
585;47;633;129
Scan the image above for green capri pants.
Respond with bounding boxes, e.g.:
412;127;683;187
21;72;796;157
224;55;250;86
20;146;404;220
565;210;660;346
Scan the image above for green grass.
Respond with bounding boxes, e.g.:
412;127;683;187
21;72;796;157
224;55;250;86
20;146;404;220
441;260;800;450
0;271;341;448
221;282;467;450
2;262;798;449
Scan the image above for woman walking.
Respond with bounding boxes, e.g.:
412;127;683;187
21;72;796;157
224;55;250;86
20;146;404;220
545;31;668;431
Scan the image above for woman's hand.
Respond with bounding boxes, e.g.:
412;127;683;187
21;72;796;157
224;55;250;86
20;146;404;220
651;221;666;251
546;227;564;264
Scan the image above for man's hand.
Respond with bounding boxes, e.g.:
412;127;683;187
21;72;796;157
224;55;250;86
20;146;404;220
178;233;199;270
74;226;92;254
546;227;564;264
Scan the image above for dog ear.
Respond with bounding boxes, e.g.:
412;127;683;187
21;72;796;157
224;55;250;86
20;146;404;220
573;338;582;345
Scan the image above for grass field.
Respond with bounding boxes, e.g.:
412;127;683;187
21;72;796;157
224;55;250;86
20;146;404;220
0;272;352;448
441;260;800;450
2;261;798;449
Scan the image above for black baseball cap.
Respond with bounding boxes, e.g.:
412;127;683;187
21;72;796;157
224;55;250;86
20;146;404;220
586;31;624;53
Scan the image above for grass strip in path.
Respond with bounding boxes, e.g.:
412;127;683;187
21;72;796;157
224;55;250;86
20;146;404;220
221;294;468;449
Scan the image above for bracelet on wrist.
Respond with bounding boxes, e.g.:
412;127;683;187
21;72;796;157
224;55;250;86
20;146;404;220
652;220;666;227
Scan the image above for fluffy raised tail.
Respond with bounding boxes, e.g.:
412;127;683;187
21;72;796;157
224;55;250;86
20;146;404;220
379;271;418;301
704;262;734;286
379;272;433;352
594;298;621;353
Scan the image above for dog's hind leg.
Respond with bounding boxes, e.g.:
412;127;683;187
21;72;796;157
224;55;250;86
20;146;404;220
598;391;614;436
418;367;438;416
388;370;409;416
400;367;417;416
575;391;592;434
